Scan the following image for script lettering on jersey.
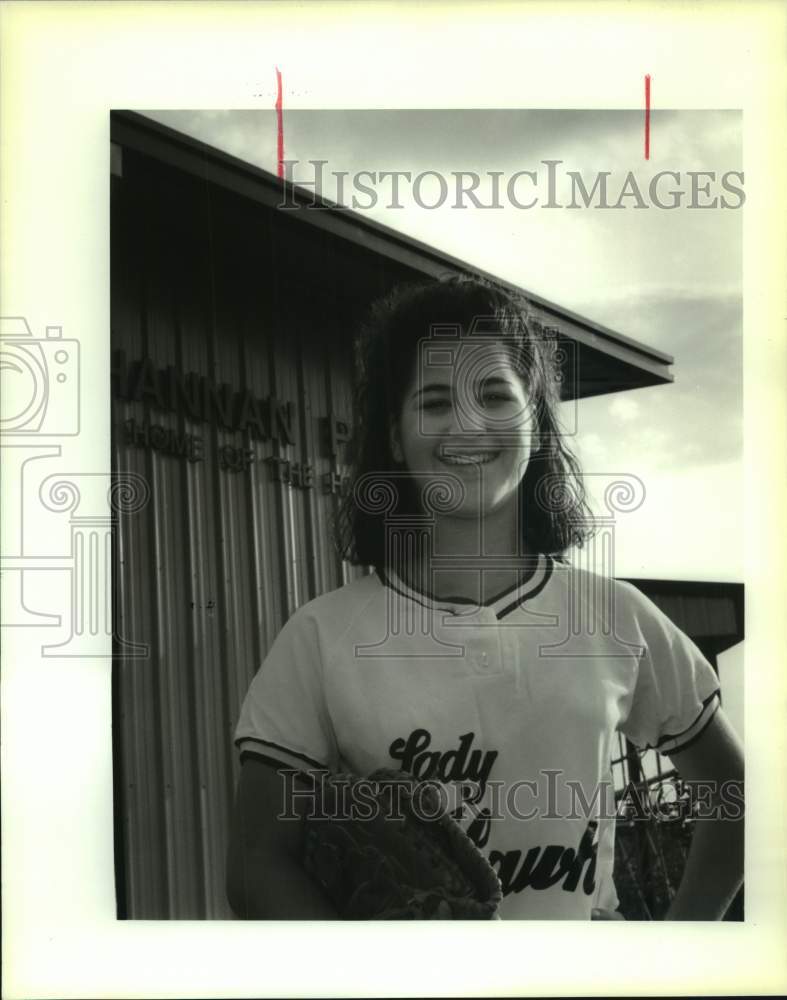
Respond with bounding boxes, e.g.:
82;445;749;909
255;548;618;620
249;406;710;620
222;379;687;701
486;820;599;897
388;728;497;795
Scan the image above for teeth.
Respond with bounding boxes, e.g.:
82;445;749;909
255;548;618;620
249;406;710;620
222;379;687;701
441;452;499;465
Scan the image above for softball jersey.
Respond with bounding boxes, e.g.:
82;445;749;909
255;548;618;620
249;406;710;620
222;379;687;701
235;554;720;920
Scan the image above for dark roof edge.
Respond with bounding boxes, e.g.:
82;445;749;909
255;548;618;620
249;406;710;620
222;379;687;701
621;578;744;592
621;577;744;647
110;110;674;368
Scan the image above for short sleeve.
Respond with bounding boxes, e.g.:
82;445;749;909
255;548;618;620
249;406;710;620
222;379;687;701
618;584;721;756
234;609;340;773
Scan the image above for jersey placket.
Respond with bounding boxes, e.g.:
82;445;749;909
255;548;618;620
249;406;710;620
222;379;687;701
442;605;503;676
380;560;553;678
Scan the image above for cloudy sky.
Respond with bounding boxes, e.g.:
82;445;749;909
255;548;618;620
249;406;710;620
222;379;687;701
142;108;743;584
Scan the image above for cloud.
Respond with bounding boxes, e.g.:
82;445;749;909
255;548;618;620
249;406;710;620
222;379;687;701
609;397;640;422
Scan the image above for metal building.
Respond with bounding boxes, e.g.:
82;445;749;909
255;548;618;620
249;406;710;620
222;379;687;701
110;111;707;919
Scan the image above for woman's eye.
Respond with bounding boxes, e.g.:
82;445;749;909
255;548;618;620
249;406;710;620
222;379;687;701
481;393;515;406
421;399;452;412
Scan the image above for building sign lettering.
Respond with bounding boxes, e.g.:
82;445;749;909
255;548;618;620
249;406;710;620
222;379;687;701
115;356;352;494
112;350;295;445
124;417;205;463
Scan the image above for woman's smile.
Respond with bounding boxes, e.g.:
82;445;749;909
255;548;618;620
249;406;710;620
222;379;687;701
439;447;501;466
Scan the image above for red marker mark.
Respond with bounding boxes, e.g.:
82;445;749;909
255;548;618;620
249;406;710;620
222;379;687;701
644;74;651;160
275;66;284;178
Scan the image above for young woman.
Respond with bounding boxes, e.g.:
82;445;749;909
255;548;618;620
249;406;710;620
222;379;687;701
227;276;744;920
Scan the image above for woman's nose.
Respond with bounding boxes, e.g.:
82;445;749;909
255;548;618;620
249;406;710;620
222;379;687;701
445;391;490;435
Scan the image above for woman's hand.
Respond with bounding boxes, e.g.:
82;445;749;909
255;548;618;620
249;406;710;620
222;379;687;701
591;907;626;920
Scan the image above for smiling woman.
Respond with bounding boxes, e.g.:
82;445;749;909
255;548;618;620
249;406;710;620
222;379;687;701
227;275;743;920
336;277;593;580
390;343;537;604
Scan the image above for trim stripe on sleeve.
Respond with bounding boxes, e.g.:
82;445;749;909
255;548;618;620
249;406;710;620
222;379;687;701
652;690;721;756
239;750;306;772
234;736;326;771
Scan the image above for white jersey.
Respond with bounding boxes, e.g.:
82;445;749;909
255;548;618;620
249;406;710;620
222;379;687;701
235;554;720;920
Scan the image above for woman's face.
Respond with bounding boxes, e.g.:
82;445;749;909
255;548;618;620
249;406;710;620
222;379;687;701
392;338;536;519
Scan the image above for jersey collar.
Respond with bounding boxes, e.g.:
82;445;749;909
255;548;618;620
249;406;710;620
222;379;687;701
377;553;554;620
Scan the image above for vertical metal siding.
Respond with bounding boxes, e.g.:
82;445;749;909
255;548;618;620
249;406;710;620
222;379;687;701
112;149;415;918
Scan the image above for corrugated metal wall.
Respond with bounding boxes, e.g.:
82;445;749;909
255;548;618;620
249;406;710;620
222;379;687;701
110;146;420;918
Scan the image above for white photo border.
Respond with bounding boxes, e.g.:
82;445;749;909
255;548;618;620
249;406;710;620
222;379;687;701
2;1;786;997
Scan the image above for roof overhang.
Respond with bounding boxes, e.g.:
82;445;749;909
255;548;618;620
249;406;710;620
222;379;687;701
110;110;675;401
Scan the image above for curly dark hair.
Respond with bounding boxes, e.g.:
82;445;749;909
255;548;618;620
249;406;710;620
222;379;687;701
334;274;595;568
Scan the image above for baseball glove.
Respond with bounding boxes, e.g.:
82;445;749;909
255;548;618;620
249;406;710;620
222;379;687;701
301;767;502;919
